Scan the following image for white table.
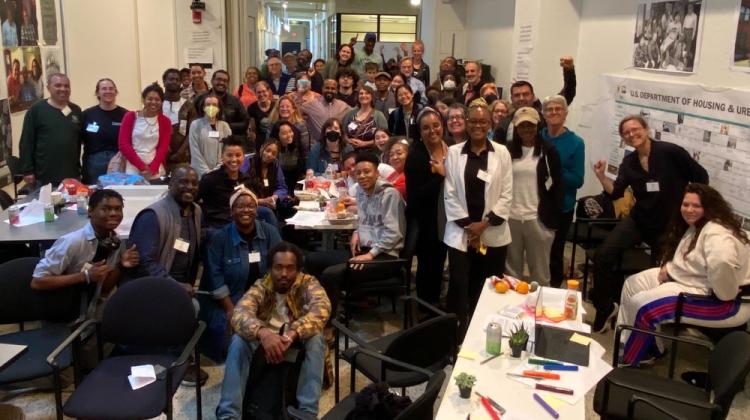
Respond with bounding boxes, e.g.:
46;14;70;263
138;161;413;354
287;210;357;249
435;281;589;420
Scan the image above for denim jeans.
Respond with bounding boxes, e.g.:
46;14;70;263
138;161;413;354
83;150;117;184
216;332;326;419
256;205;279;227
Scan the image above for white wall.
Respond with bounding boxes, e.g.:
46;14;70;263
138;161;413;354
466;0;515;88
420;0;468;77
336;0;419;15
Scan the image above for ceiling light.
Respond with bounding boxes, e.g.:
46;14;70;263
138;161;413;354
410;0;420;6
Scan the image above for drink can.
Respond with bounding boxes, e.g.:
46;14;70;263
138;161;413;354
8;205;19;225
44;203;55;222
486;322;502;355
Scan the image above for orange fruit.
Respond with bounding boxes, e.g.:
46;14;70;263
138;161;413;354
494;282;509;294
515;281;530;294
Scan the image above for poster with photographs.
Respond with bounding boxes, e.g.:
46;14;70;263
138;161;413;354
733;0;750;72
632;0;703;73
5;46;43;112
1;0;38;47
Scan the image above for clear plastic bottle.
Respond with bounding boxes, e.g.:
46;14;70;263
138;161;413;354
565;279;579;320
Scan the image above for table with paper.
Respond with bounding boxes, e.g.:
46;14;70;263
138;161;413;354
435;280;613;420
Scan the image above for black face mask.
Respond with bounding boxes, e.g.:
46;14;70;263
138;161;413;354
325;131;341;142
484;94;498;104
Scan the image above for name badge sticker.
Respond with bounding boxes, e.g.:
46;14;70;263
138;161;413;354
263;178;269;187
477;169;490;183
173;238;190;253
248;252;261;263
61;106;72;116
646;181;660;192
208;130;220;138
86;122;99;133
179;120;187;136
347;122;358;131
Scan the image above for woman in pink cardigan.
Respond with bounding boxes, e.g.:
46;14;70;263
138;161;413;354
118;82;172;180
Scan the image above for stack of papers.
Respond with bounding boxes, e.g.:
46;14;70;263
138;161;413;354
285;211;326;227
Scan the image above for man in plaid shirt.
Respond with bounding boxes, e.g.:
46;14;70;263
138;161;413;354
217;241;331;419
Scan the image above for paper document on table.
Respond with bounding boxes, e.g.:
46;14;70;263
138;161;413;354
506;340;611;404
128;364;156;390
3;200;57;226
285;211;327;227
298;201;320;211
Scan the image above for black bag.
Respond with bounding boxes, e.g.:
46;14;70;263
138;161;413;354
576;192;615;220
346;382;412;420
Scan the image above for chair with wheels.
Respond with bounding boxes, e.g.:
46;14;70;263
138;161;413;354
333;296;456;402
593;326;750;419
242;337;306;420
288;348;445;420
47;276;206;420
0;257;86;398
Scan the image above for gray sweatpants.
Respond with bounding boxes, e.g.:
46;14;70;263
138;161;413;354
506;218;555;286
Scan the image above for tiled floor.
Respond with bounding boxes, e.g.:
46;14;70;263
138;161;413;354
3;246;750;419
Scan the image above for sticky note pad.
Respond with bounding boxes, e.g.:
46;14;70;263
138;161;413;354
569;333;592;346
458;350;478;360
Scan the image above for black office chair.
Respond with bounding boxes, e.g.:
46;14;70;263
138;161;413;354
288;348;445;420
333;296;456;402
340;222;418;324
663;291;750;379
47;276;206;420
594;326;750;420
243;340;306;420
5;156;27;199
0;257;86;396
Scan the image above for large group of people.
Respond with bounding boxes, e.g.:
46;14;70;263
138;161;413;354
15;31;750;418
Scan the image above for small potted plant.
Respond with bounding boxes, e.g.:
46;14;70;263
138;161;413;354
454;372;476;399
509;325;529;358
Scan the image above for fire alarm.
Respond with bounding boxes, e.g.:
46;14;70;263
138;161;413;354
190;1;206;24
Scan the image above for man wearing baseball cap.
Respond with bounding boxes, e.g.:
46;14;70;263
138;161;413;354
373;71;396;116
352;32;384;79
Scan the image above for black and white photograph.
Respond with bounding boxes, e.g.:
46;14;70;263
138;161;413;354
632;0;702;73
733;0;750;71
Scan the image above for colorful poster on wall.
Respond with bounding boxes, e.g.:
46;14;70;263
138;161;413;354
595;74;750;226
733;0;750;72
632;0;703;73
5;46;42;112
39;0;55;45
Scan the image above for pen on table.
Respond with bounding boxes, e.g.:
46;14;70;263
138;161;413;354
536;383;575;395
522;370;560;380
506;372;542;381
475;392;506;414
533;392;560;418
528;358;563;366
480;353;501;365
543;364;579;371
480;395;501;420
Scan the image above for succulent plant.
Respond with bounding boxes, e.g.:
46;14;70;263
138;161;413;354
509;324;530;347
454;372;477;389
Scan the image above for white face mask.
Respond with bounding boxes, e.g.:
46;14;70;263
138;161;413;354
443;79;456;90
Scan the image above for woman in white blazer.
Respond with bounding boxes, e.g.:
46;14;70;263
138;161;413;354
443;101;513;337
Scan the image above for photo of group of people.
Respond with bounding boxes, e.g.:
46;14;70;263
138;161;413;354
733;0;750;70
4;45;42;111
632;0;702;73
1;0;37;47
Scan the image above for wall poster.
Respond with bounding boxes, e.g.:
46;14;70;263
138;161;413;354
632;0;703;73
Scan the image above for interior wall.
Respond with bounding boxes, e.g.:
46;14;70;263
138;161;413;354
572;0;746;196
466;0;515;90
335;0;419;15
420;0;468;78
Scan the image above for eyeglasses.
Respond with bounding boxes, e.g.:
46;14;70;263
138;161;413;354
447;115;465;121
544;106;565;113
622;127;644;137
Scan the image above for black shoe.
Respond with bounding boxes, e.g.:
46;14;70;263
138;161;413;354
681;371;709;389
182;364;208;387
593;302;619;333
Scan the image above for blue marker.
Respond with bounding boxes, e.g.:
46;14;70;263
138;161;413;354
534;393;560;418
543;364;579;371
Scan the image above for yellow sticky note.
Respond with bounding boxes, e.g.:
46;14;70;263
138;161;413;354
458;349;478;360
570;333;592;346
542;394;567;410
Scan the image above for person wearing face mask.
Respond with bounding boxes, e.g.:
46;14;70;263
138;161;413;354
306;118;353;175
81;78;127;184
299;79;352;143
434;72;461;103
194;70;248;144
292;73;319;106
118;83;171;180
189;93;233;177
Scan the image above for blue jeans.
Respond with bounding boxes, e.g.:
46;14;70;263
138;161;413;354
83;150;117;184
216;332;326;419
257;205;279;227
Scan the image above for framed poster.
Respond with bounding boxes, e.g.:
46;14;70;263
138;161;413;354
632;0;703;73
